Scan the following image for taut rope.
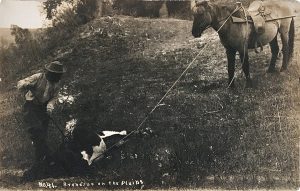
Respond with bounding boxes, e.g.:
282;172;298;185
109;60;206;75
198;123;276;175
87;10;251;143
92;2;246;163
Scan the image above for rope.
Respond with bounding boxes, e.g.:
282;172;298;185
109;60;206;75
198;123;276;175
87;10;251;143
240;3;250;87
92;4;242;163
93;44;210;162
216;6;241;33
227;2;248;89
241;4;249;65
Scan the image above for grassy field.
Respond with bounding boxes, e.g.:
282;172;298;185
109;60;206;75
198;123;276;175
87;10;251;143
0;6;299;190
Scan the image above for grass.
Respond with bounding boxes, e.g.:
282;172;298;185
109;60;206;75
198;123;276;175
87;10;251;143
0;14;299;189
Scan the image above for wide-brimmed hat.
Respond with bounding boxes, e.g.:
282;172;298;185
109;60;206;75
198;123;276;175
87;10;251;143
45;61;66;74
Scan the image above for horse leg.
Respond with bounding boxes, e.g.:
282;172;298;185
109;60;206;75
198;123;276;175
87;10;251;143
226;48;237;88
279;31;289;71
239;51;252;88
267;35;279;73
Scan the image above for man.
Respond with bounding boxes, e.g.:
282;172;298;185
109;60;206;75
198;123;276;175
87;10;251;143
17;61;66;164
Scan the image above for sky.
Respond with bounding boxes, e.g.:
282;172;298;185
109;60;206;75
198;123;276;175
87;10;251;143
0;0;46;28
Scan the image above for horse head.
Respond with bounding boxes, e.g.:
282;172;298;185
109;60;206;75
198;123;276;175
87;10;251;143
192;0;213;38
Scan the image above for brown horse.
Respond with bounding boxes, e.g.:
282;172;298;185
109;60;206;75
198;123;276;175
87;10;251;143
191;0;295;87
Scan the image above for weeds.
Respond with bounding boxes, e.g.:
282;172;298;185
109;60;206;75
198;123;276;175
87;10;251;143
0;3;299;189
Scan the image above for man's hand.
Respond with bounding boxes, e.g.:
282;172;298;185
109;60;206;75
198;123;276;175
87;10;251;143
47;103;54;114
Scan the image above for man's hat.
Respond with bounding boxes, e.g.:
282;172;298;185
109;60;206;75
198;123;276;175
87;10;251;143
45;61;66;74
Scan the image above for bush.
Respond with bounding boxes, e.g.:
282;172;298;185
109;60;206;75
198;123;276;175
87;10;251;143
44;0;99;25
112;0;164;18
0;38;14;85
0;0;102;83
0;26;43;82
10;25;41;59
166;1;192;20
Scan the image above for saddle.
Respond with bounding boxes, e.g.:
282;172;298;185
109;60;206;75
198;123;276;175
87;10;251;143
232;1;273;53
247;0;272;34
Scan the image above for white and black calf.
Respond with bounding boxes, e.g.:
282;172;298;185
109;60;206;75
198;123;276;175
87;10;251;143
23;126;153;180
72;127;128;166
51;127;133;177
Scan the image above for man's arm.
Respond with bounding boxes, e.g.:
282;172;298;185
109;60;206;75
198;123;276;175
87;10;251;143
47;85;60;113
17;73;42;91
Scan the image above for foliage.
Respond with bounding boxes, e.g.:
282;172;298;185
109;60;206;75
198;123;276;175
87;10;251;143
0;0;101;81
0;38;14;83
10;25;33;50
43;0;70;19
24;17;298;188
0;26;43;80
43;0;99;25
0;1;299;189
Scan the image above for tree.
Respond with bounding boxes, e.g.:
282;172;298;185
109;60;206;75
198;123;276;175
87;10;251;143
43;0;73;20
43;0;101;23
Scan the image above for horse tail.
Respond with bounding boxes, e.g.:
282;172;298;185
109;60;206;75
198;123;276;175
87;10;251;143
288;17;295;62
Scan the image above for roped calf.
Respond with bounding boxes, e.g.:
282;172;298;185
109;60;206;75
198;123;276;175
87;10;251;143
72;127;129;166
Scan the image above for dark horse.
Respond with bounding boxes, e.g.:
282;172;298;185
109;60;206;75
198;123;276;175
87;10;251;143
192;0;295;87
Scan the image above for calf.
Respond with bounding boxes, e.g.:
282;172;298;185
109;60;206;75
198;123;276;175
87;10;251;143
72;127;128;166
52;127;133;176
23;123;153;180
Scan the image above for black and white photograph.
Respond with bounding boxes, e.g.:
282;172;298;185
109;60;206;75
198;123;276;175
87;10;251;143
0;0;299;190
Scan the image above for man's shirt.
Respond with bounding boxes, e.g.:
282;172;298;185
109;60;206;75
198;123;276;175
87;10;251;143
17;73;60;105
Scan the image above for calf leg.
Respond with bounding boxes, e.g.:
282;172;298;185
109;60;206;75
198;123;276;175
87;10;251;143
267;35;279;73
226;48;237;88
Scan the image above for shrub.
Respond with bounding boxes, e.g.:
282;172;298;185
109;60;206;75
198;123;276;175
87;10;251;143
0;0;102;82
44;0;100;25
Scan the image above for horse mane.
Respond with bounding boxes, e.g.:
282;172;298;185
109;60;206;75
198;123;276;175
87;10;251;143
211;2;244;19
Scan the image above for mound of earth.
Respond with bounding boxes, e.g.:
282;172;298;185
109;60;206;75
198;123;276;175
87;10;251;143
0;14;299;189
